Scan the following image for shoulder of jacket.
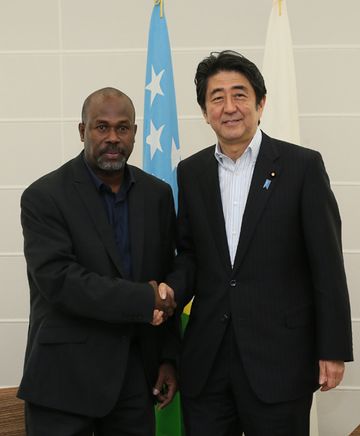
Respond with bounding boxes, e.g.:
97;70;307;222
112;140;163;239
263;133;321;161
23;155;82;197
179;144;215;168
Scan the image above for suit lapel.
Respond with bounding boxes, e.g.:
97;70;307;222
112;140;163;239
198;148;232;273
233;134;281;272
71;154;126;277
127;168;145;282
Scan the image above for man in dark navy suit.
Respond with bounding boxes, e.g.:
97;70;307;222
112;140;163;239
164;51;353;436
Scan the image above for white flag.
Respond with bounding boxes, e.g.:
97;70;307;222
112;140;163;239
261;0;300;144
261;1;319;435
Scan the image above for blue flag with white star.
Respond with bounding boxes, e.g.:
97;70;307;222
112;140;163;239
143;1;180;208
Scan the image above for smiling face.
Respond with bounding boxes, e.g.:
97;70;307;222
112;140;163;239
203;70;266;159
79;93;137;177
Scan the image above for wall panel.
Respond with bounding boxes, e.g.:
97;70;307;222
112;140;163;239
0;256;28;319
0;190;23;253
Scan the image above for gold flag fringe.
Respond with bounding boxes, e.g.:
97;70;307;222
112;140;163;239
154;0;163;18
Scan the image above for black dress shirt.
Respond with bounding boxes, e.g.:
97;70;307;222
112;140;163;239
84;157;134;279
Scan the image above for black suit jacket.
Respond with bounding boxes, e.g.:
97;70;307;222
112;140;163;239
18;152;178;417
168;132;353;403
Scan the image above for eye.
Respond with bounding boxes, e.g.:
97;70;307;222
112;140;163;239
117;125;129;133
96;124;108;132
211;95;223;103
234;92;246;100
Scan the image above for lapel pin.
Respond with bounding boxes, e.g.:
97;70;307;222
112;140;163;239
270;171;276;178
263;179;271;190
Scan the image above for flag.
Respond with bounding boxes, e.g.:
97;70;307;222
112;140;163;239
143;2;183;435
261;2;319;435
261;0;300;143
143;0;180;208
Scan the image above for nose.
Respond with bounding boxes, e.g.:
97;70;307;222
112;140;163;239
106;127;120;143
224;96;236;113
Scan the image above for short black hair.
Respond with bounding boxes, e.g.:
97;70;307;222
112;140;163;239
195;50;267;111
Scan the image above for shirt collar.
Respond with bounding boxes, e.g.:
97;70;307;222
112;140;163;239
214;127;262;165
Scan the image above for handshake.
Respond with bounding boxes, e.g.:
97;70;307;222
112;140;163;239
149;281;176;326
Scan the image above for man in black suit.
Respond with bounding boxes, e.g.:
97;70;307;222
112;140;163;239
18;87;178;436
164;51;353;435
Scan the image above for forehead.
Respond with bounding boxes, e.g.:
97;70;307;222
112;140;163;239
206;70;253;94
87;94;135;122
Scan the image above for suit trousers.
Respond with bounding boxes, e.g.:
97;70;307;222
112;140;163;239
181;323;313;436
25;342;155;436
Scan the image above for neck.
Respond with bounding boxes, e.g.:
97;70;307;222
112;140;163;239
95;169;124;193
219;141;250;161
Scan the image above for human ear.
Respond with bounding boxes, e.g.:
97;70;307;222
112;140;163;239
78;123;85;142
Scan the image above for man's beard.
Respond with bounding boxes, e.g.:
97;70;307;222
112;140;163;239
97;156;126;171
96;145;127;171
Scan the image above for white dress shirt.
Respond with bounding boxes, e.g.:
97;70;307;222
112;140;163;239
214;128;262;267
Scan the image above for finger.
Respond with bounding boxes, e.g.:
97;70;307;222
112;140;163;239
150;319;162;326
327;371;338;389
152;387;160;396
327;370;342;389
150;319;162;327
167;382;177;398
158;283;168;300
152;379;164;397
150;310;164;326
151;318;163;326
157;395;171;409
318;360;326;386
320;383;331;392
156;388;171;409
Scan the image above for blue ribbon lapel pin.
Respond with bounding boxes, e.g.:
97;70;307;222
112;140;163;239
263;179;271;190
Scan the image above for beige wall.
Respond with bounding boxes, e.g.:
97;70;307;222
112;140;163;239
0;1;359;434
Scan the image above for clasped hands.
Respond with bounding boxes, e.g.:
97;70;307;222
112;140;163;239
148;281;176;326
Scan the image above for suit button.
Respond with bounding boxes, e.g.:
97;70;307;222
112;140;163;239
221;313;230;323
229;280;237;287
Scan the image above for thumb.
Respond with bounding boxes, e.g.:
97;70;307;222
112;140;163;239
153;374;163;395
153;379;162;395
319;360;327;385
158;283;167;300
153;371;165;395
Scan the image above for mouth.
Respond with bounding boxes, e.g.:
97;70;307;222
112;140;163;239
101;147;125;160
222;118;242;127
222;118;242;125
104;151;121;159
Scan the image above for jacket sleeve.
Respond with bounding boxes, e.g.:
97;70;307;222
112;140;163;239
301;151;353;361
166;161;196;312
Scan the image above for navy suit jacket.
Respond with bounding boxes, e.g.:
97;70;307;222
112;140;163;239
18;152;178;417
168;132;353;403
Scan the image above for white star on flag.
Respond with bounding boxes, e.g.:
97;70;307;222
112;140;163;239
146;120;164;159
171;138;181;171
145;66;165;105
